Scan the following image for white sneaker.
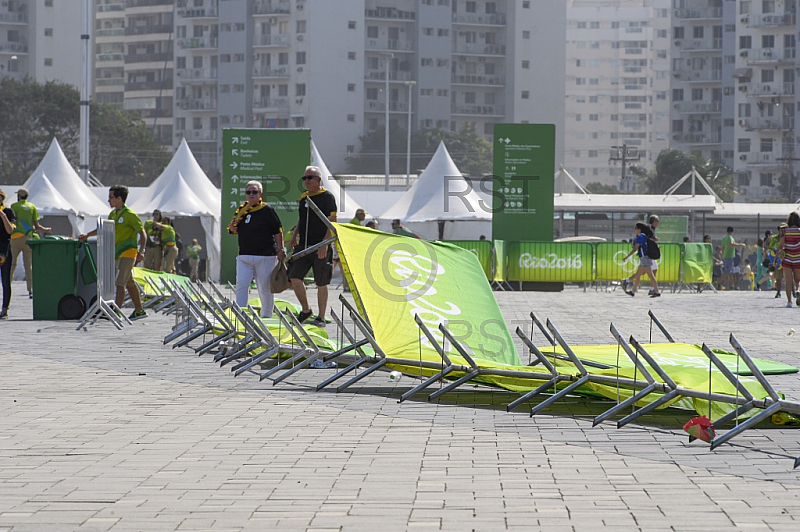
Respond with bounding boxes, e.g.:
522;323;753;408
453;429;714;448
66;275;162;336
787;301;794;308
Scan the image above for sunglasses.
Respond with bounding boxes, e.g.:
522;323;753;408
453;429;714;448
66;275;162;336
245;190;260;195
302;175;318;181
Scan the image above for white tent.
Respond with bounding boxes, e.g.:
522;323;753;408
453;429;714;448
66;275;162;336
133;138;220;215
379;141;491;240
25;172;81;235
311;140;366;223
132;171;221;281
130;142;221;281
23;138;108;221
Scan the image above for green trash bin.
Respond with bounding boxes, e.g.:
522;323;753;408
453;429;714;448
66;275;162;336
28;237;80;320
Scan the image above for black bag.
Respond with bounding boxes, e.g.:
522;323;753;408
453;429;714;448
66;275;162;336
645;237;661;260
763;258;771;269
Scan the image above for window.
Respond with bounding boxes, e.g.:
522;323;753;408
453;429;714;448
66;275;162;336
760;172;773;186
233;53;244;62
761;138;773;152
278;53;288;65
233;84;244;93
589;96;598;103
739;35;752;49
521;90;529;99
738;138;751;152
438;29;449;37
278;85;288;96
657;29;667;38
674;27;684;39
577;22;586;29
420;58;433;66
522;1;529;7
45;0;53;5
693;26;704;39
672;88;684;101
522;31;530;39
296;20;307;33
347;145;355;154
348;21;356;29
296;83;306;96
738;103;751;117
588;150;598;157
44;28;53;37
437;89;448;96
672;119;683;133
589;114;598;121
761;69;774;83
466;1;477;13
347;114;355;122
347;83;355;92
348;52;356;60
366;88;378;100
521;60;529;69
762;35;775;48
367;26;378;39
44;58;53;66
423;27;433;36
590;22;599;29
691;88;703;101
465;92;476;104
575;114;582;122
296;52;306;64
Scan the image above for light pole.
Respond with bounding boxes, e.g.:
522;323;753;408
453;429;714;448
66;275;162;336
404;80;416;186
381;52;394;191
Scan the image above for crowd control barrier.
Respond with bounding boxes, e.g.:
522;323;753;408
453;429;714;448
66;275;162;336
445;240;493;279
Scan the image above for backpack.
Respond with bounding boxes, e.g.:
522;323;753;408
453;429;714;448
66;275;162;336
645;236;661;260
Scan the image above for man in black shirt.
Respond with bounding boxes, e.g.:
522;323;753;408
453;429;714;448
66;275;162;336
0;188;17;319
288;165;337;326
227;180;285;318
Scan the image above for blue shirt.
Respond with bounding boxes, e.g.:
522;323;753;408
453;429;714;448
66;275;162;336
635;233;647;257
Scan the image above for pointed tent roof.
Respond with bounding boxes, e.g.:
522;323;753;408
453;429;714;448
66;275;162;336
133;139;220;214
23;138;108;216
25;172;78;215
141;171;214;217
380;141;489;222
311;140;365;221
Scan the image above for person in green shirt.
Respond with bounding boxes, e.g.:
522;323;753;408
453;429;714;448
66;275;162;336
9;187;50;298
79;185;147;320
391;219;419;239
720;226;746;290
153;217;178;273
142;209;163;271
349;208;366;225
187;238;202;281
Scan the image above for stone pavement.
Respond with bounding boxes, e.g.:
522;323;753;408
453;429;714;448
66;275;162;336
2;279;800;531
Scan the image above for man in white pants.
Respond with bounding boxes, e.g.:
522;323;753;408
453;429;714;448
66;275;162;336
227;180;285;318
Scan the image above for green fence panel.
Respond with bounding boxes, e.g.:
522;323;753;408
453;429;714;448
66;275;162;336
595;242;681;283
493;240;507;281
445;240;493;279
508;242;594;282
682;243;713;284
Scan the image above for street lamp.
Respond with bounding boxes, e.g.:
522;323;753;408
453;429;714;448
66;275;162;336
404;80;416;185
380;52;394;191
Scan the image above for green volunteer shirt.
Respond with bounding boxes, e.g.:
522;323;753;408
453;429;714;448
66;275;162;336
160;225;176;246
187;244;201;259
109;205;144;259
721;234;735;259
10;199;39;238
144;219;161;247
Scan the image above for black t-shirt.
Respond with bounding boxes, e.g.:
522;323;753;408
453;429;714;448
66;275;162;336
236;205;283;256
0;207;16;254
296;190;336;248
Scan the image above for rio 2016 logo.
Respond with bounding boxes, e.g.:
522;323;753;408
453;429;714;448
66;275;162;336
519;253;583;270
613;251;640;274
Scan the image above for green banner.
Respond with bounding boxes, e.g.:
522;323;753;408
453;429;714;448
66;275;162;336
221;128;310;283
594;242;681;283
444;240;492;279
657;216;688;243
507;242;594;282
493;240;507;281
682;243;713;283
492;124;555;242
335;223;520;366
656;243;681;283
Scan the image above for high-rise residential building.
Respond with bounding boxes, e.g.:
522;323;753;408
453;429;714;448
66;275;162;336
733;0;797;201
170;0;565;176
0;0;81;86
565;0;672;190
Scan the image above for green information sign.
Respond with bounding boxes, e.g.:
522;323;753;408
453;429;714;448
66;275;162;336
492;124;555;242
656;216;688;244
507;242;594;282
221;128;310;283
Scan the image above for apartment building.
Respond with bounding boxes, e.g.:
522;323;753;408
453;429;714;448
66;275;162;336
0;0;81;86
565;0;672;190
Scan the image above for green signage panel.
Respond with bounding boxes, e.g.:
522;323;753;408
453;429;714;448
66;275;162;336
492;124;555;242
657;216;688;244
444;240;493;279
507;242;594;282
221;128;310;283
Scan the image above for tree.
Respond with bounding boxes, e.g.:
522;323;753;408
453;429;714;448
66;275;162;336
346;123;493;176
585;182;620;194
0;77;169;186
633;149;734;201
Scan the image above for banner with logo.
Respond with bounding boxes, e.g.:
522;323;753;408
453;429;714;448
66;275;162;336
507;242;594;282
683;243;713;283
595;243;681;283
334;223;520;366
444;240;492;279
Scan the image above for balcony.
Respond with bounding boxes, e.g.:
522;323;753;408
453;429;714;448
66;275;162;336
253;97;289;110
672;7;722;20
126;0;173;7
176;129;217;141
96;78;125;87
125;52;170;63
126;24;172;36
748;82;795;97
671;132;721;145
0;12;28;23
177;98;217;111
745;47;795;64
452;13;506;25
253;34;290;47
177;6;219;18
97;3;125;13
253;0;290;15
672;101;722;114
252;66;289;78
177;37;218;49
673;69;721;82
364;8;415;20
96;28;125;37
96;53;124;63
365;101;410;112
452;43;506;56
451;104;505;116
364;69;413;81
679;38;722;52
176;68;218;82
742;118;794;131
0;42;29;53
365;39;415;52
749;13;796;27
125;79;173;91
451;74;505;86
746;152;785;166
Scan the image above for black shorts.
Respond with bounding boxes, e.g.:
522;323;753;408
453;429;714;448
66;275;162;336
287;245;333;286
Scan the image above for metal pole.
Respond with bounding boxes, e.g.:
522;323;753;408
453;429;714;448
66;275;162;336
405;80;416;186
79;0;91;183
383;53;394;191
